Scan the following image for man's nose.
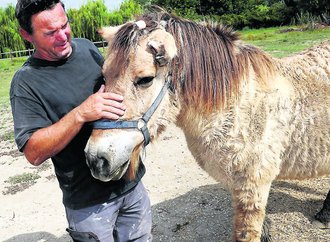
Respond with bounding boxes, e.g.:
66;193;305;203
56;29;67;41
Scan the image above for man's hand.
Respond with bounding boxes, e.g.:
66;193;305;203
75;85;126;123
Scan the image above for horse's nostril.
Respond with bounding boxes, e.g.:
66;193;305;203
98;156;110;171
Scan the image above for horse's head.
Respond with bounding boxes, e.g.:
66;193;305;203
84;19;178;182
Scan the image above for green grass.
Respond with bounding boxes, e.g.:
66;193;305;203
0;57;26;107
3;172;41;195
5;172;41;185
1;130;15;142
239;26;330;58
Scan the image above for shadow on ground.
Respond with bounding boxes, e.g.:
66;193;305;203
4;181;328;242
3;232;71;242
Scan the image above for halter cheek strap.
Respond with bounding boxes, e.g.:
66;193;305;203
92;75;172;147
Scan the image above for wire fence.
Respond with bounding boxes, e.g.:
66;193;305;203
0;41;108;59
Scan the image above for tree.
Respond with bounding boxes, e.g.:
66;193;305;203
0;5;26;55
284;0;330;18
67;0;141;41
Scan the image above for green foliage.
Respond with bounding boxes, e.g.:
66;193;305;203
67;0;141;41
284;0;330;17
293;11;322;27
0;5;26;54
68;0;109;40
0;0;141;55
148;0;328;29
118;0;142;22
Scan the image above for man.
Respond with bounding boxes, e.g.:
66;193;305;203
10;0;152;241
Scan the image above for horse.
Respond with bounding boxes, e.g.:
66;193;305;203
84;9;330;242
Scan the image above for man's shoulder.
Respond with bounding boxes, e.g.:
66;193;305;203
72;38;95;47
10;66;30;97
72;38;103;66
11;60;32;86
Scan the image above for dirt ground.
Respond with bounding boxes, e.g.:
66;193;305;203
0;105;329;242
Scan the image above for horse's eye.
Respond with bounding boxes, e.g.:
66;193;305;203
135;76;154;88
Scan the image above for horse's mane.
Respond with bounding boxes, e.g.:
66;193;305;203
108;9;275;112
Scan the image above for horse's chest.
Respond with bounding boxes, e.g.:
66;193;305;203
180;114;240;185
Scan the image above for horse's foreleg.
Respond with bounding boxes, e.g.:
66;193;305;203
314;189;330;228
232;182;272;242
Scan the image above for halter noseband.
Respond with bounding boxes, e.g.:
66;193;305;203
92;74;172;147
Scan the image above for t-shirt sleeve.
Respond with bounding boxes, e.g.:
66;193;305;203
10;73;52;152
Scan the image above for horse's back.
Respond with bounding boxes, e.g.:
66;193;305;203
281;40;330;85
276;40;330;179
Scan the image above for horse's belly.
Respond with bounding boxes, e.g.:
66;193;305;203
278;153;330;180
277;128;330;179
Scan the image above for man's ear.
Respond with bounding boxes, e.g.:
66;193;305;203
19;27;33;43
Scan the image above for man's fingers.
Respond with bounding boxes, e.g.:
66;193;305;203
103;99;126;111
102;111;120;120
101;92;124;102
97;84;105;93
103;105;125;116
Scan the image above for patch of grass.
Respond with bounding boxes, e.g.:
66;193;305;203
1;130;15;142
239;26;330;58
0;149;22;158
0;57;27;106
35;161;52;172
3;172;41;195
6;172;40;185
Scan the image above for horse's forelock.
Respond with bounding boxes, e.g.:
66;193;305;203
107;23;138;80
107;17;161;81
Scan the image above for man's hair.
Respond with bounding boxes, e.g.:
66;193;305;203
15;0;65;34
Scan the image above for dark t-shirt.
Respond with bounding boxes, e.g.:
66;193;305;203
10;38;145;209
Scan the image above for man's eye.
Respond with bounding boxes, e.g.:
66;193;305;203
135;76;154;88
46;31;56;36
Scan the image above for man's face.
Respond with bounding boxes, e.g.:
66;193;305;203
28;3;72;61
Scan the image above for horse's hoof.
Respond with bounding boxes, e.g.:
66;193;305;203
312;220;330;229
261;218;272;242
260;234;272;242
314;206;330;229
235;231;269;242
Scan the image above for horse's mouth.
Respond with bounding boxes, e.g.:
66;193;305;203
109;160;130;180
91;159;130;182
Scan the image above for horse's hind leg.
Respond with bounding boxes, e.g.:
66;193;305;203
232;182;272;242
314;189;330;228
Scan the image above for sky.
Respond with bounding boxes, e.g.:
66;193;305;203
0;0;124;11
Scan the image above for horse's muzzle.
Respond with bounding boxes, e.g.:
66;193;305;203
85;152;130;182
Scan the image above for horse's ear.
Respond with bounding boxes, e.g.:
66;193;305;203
148;40;168;66
148;39;177;67
98;25;123;42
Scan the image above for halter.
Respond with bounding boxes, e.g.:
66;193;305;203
92;74;172;147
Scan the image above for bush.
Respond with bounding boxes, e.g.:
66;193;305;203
217;14;248;29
